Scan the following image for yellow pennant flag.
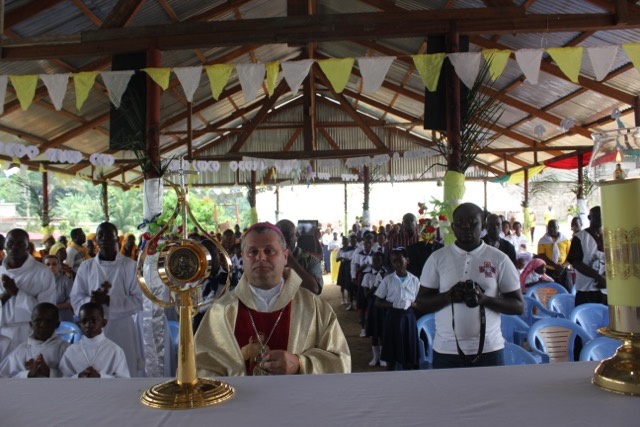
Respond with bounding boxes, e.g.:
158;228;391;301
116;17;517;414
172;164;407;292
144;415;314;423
266;61;280;97
39;163;46;173
142;67;171;90
412;53;446;92
546;47;583;83
622;42;640;71
205;64;234;100
9;75;38;110
12;156;21;164
318;58;354;93
507;164;545;185
73;71;99;111
482;49;511;81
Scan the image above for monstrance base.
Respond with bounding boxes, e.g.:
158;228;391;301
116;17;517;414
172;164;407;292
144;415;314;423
140;378;235;409
592;328;640;396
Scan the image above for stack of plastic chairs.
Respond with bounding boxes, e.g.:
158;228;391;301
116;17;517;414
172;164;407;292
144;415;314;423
548;293;576;319
525;282;568;308
570;303;609;340
55;321;81;343
416;313;435;369
527;318;592;363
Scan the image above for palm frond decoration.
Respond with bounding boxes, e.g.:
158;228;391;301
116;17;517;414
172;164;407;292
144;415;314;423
431;60;504;173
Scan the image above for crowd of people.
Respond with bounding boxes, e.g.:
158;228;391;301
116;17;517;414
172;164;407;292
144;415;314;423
0;201;606;378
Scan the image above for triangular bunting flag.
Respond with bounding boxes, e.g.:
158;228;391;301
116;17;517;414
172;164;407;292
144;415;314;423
622;42;640;71
281;59;314;96
9;75;39;111
547;47;584;83
266;61;280;97
587;45;618;81
205;64;234;100
412;53;445;92
508;165;545;185
39;163;46;173
482;49;511;81
142;67;171;90
40;73;70;111
73;71;99;111
447;52;482;89
317;58;354;93
358;56;395;93
236;63;265;102
515;48;543;85
0;75;8;115
174;66;203;103
100;70;134;108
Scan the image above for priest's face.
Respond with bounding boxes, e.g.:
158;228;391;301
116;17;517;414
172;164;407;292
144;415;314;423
242;229;288;290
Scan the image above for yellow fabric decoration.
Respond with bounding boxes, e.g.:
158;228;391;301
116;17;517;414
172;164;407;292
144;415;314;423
266;61;280;97
39;163;46;173
507;164;545;185
142;67;171;90
318;58;354;93
412;53;446;92
482;49;511;81
205;64;234;100
622;42;640;71
546;47;584;83
9;75;38;111
12;156;20;164
73;71;99;111
443;170;466;246
250;206;259;225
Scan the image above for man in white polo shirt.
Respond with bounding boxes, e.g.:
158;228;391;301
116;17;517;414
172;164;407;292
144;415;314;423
418;203;523;368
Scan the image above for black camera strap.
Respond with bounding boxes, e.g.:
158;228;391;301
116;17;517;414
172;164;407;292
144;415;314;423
451;303;486;366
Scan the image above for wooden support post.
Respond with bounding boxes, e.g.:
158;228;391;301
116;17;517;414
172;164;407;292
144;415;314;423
445;27;462;172
146;46;162;178
42;171;49;227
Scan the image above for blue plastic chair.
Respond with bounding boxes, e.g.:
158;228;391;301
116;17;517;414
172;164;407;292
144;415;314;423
501;314;530;347
416;313;435;369
579;336;621;362
520;296;562;326
55;321;81;343
527;318;592;363
503;342;539;365
570;303;609;340
548;293;575;319
168;320;180;350
525;282;568;307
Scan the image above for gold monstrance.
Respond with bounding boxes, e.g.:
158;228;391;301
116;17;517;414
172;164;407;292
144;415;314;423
590;126;640;396
136;159;235;409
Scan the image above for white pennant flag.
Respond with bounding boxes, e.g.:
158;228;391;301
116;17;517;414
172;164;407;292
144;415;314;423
281;59;314;96
447;52;481;89
587;45;618;81
358;56;395;93
0;75;7;115
515;48;543;85
174;66;203;102
237;63;265;102
100;70;134;108
40;73;70;111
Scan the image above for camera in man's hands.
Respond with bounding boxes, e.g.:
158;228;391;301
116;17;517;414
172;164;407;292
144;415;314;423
463;280;483;308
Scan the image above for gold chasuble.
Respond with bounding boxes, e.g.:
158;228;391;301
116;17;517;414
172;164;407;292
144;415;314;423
195;269;351;376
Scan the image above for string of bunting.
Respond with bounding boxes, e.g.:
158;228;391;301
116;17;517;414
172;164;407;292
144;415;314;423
1;43;639;113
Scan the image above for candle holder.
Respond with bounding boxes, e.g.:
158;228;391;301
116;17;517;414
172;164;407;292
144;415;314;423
589;126;640;396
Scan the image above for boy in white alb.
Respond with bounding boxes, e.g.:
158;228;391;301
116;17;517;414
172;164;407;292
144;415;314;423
59;302;130;378
0;303;69;378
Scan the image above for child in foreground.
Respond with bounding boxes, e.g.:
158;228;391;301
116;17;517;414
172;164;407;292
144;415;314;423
59;302;130;378
0;302;69;378
375;247;420;371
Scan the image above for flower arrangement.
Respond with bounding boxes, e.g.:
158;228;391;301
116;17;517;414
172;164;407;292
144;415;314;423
418;198;449;243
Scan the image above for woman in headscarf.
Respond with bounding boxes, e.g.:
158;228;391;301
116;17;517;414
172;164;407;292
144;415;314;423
519;258;553;291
